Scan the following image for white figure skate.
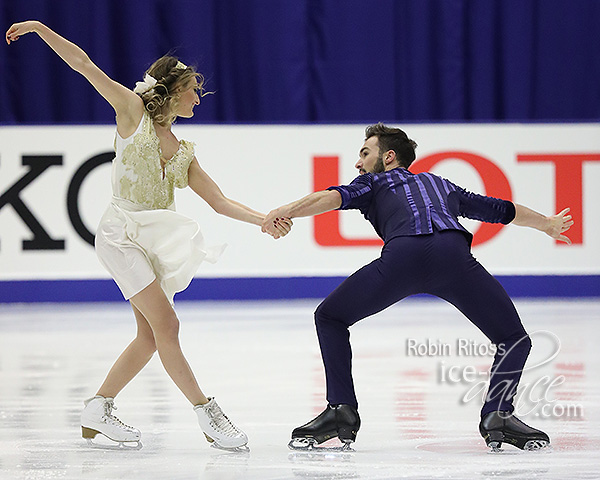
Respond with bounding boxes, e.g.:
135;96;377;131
81;395;142;449
194;397;249;451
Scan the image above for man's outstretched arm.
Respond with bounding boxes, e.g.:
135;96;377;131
511;205;574;244
262;190;342;236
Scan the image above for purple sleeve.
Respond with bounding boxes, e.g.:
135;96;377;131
326;174;374;211
451;184;516;224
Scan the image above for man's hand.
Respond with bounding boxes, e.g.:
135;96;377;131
262;208;293;239
545;207;574;245
512;204;574;244
261;191;341;239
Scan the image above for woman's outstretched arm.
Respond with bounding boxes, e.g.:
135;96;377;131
187;158;291;238
6;20;143;136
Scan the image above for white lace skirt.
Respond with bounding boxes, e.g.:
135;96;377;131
95;197;225;303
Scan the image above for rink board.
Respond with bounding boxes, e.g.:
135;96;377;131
0;123;599;301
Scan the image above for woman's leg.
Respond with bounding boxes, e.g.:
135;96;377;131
96;303;157;398
84;302;156;446
127;280;208;406
91;280;246;449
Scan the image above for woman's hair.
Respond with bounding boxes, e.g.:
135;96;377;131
138;56;208;126
365;123;418;168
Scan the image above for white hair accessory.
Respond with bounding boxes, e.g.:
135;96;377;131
134;73;158;94
176;61;187;70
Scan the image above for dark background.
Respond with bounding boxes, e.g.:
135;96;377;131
2;0;600;125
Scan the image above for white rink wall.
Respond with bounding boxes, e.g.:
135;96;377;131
0;123;599;299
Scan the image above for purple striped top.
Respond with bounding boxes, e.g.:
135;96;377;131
328;168;515;244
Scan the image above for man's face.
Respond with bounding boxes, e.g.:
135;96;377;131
355;136;385;175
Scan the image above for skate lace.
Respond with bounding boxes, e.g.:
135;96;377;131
103;399;136;431
205;402;242;437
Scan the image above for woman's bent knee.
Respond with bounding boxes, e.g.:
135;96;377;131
154;315;180;340
135;335;157;356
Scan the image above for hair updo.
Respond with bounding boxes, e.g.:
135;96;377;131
137;56;207;126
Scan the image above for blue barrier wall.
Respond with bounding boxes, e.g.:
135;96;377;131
1;276;598;303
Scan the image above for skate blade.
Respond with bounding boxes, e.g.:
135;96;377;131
85;437;143;450
523;440;551;451
83;428;142;450
487;441;504;453
210;443;250;453
487;439;551;453
288;438;354;452
204;433;249;452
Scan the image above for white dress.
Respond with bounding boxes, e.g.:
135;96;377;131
95;112;224;303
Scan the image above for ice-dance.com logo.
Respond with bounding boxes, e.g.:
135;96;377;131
406;330;584;419
406;338;504;357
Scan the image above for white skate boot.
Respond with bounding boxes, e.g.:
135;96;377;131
81;395;142;449
194;397;248;451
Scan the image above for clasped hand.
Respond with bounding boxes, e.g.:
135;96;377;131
262;208;292;240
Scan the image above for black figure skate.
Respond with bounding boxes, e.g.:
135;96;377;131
288;404;360;451
479;411;550;452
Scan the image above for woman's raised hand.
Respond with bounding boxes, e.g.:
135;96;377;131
6;21;40;45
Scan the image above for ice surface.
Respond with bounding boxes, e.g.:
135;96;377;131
0;298;598;479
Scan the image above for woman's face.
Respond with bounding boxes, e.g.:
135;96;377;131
175;79;201;118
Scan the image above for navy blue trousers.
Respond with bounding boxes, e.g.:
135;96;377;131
315;230;531;417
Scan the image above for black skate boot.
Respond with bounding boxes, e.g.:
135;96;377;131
288;404;360;451
479;411;550;452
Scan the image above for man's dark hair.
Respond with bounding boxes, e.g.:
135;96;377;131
365;123;418;169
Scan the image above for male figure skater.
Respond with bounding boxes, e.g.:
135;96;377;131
263;123;573;451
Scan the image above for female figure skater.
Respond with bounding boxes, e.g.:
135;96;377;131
6;20;290;451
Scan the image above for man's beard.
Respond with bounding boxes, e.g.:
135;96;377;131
372;153;385;174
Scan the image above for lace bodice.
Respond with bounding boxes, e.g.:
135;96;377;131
112;112;195;209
